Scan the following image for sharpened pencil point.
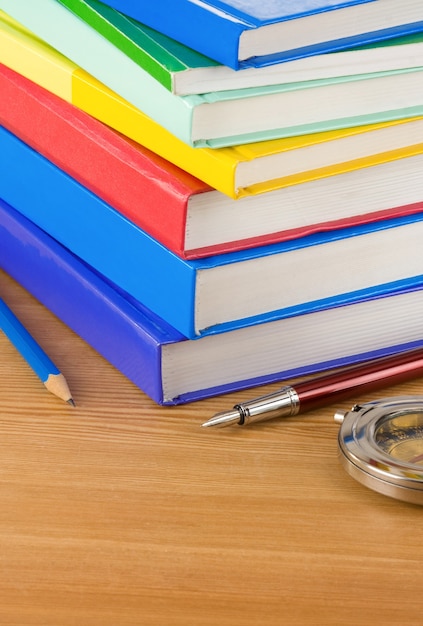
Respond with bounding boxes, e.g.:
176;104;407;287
44;372;74;405
67;398;76;407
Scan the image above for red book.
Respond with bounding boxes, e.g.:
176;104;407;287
1;63;423;260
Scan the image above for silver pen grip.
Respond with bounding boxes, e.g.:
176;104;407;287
236;385;300;425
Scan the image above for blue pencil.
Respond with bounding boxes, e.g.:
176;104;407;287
0;296;75;405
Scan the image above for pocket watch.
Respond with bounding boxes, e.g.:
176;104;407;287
335;396;423;505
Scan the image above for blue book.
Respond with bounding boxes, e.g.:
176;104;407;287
74;0;423;69
57;0;423;96
2;196;423;405
1;124;423;339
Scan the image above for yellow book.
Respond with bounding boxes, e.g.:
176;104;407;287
1;10;423;199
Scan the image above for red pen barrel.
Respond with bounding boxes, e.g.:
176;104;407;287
202;346;423;429
296;348;423;413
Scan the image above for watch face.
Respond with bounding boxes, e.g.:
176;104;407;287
374;411;423;465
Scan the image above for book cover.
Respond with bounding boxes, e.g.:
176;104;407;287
2;12;423;200
56;0;423;95
68;0;423;69
2;197;423;405
1;124;423;339
3;63;423;260
1;1;423;147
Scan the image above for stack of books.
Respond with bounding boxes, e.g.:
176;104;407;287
0;0;423;405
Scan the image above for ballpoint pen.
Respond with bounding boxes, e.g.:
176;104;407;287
0;296;75;405
201;346;423;428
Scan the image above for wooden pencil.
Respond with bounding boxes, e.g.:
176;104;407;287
0;296;75;405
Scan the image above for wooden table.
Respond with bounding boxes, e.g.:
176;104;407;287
1;269;422;626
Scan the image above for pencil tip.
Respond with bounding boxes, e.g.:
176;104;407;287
45;372;75;405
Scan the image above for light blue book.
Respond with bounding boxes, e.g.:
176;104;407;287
2;125;423;339
67;0;423;71
1;0;423;147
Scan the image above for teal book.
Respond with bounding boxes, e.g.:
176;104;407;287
1;0;423;147
1;124;423;339
57;0;423;96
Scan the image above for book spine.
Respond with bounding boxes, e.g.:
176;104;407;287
0;62;198;258
0;125;198;339
0;198;168;405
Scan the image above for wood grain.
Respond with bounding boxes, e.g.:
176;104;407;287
1;269;423;626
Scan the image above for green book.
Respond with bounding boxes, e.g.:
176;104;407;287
57;0;423;96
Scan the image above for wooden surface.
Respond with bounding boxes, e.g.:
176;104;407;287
1;269;423;626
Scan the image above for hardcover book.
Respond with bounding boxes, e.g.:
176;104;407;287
1;124;423;340
2;63;423;260
1;13;423;200
2;198;423;406
57;0;423;96
70;0;423;70
1;1;422;147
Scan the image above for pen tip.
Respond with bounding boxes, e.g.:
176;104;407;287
201;409;241;429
